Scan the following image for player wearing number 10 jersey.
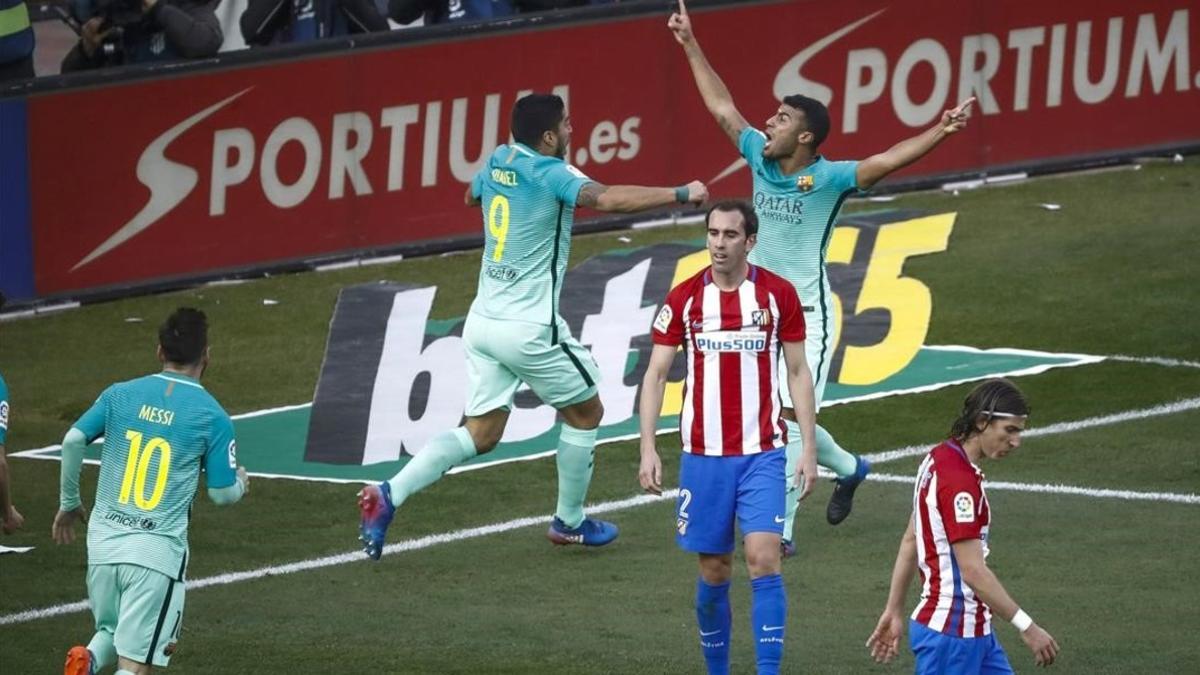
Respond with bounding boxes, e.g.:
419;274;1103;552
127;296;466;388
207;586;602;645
358;93;709;558
56;308;249;675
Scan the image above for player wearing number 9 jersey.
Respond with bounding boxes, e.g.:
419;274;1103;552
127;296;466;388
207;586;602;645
358;93;709;559
56;308;248;675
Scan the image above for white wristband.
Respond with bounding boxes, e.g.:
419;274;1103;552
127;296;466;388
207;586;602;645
1010;609;1033;632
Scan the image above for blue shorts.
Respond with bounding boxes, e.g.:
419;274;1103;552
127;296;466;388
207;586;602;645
675;450;786;554
910;620;1013;675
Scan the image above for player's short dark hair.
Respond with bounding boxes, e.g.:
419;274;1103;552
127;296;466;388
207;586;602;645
705;200;759;237
159;308;208;366
950;378;1030;441
782;94;831;150
511;94;565;149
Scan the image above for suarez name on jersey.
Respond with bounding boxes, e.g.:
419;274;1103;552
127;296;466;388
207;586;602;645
469;143;591;326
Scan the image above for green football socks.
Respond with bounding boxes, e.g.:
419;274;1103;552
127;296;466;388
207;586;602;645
555;423;598;529
387;427;477;508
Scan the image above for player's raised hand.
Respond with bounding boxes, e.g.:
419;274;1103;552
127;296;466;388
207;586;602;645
667;0;695;46
51;505;89;545
865;610;904;663
795;448;818;501
939;97;975;134
638;448;663;495
1021;623;1060;667
684;179;708;205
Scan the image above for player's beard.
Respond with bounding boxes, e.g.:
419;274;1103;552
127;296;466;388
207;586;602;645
555;134;569;159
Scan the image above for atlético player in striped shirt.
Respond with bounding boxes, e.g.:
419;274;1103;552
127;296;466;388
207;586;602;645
638;201;818;675
867;379;1060;672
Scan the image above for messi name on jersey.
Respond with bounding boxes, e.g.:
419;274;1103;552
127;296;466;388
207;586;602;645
694;330;768;353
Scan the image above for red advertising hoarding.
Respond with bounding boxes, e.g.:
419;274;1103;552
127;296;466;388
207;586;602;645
26;0;1199;296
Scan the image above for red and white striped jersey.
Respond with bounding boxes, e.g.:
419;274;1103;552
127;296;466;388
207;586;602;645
651;265;805;456
911;440;993;637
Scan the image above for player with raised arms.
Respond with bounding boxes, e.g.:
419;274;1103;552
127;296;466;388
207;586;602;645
669;0;975;550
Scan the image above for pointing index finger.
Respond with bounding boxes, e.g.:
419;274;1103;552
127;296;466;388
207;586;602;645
953;97;976;116
677;0;688;17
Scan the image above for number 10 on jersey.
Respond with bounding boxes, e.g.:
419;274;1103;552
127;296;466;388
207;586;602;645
488;195;510;262
119;430;172;511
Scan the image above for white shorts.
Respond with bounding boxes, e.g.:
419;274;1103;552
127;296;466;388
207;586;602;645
778;302;836;412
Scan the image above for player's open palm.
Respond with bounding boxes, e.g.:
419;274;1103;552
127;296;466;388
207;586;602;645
939;97;975;134
1021;623;1059;667
52;505;89;545
668;0;694;45
866;610;904;663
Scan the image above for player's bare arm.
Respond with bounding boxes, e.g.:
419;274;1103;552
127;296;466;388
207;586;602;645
867;517;918;664
781;340;817;500
856;97;975;190
669;0;749;146
577;180;708;213
952;538;1061;667
637;343;677;495
464;184;481;207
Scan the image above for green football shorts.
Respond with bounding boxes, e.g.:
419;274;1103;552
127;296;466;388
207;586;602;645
462;311;600;417
87;563;185;667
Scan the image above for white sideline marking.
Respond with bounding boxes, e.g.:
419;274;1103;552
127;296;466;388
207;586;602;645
5;395;1200;627
866;473;1200;505
864;396;1200;465
1107;354;1200;370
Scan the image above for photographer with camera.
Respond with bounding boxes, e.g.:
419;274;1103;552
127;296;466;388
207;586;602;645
61;0;223;71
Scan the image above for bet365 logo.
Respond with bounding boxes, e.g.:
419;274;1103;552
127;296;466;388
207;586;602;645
664;210;955;400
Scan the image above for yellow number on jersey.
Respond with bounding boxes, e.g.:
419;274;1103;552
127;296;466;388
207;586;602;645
119;430;172;511
488;195;511;262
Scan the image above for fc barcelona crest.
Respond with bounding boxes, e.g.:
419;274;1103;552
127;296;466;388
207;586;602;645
796;175;814;191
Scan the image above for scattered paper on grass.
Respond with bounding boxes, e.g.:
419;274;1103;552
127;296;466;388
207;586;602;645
0;545;34;555
617;236;632;243
124;317;143;323
262;299;280;306
867;195;896;202
1172;153;1184;163
1038;203;1062;211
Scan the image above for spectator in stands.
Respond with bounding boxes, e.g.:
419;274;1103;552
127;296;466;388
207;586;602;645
387;0;603;27
388;0;511;25
61;0;222;71
241;0;389;47
0;0;35;82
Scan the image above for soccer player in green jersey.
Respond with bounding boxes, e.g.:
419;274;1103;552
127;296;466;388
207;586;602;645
359;93;708;559
669;0;974;551
0;370;25;535
56;308;249;675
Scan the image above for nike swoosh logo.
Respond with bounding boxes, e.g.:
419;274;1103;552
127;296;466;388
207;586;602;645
774;515;785;524
762;625;785;632
699;629;722;636
71;88;254;272
771;9;887;106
